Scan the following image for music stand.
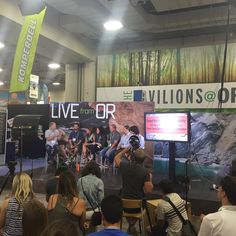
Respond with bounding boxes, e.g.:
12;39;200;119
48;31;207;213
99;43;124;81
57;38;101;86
11;115;43;172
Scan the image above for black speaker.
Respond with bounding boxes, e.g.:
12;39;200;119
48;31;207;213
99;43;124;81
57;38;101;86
19;0;46;16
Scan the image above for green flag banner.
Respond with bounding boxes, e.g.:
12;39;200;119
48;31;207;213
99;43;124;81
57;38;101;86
10;8;46;93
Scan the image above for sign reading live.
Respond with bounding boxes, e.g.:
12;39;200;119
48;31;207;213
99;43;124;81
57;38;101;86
10;8;46;92
97;82;236;109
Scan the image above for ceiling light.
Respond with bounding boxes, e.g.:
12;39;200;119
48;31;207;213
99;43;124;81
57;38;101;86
48;63;60;69
0;81;4;86
0;42;5;49
104;20;123;31
0;68;3;72
52;82;61;86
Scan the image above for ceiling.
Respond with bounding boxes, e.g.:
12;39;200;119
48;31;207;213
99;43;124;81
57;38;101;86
1;0;236;89
46;0;236;46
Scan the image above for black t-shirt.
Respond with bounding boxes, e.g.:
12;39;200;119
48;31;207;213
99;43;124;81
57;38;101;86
46;177;59;199
120;160;149;199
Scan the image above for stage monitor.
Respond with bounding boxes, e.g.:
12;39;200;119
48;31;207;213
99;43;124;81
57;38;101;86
144;112;190;142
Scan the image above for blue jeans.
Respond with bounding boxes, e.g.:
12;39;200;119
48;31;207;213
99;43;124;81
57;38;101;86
100;147;117;164
45;144;59;160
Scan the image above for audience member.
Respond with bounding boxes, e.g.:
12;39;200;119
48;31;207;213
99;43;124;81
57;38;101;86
198;176;236;236
48;171;86;233
114;138;153;199
0;173;34;235
22;199;48;236
114;137;153;235
68;122;84;157
87;195;129;236
116;125;131;151
40;219;81;236
45;122;60;162
100;124;121;164
157;179;188;236
78;161;104;219
129;125;145;149
45;163;68;202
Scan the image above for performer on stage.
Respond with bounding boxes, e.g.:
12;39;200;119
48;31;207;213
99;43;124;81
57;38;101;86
68;122;84;157
45;122;59;163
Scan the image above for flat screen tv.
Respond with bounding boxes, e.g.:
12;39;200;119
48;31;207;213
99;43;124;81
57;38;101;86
144;112;190;142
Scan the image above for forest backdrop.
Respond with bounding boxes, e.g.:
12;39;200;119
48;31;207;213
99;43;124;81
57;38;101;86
97;43;236;87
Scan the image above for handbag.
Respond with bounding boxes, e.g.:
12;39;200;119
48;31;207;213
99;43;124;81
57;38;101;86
164;196;197;236
81;178;102;226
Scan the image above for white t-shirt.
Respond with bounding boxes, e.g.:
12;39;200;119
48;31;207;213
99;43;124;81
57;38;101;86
138;134;145;149
198;205;236;236
118;132;132;149
157;193;188;236
45;129;59;147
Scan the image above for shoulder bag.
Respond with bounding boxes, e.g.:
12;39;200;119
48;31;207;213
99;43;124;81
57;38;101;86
164;196;197;236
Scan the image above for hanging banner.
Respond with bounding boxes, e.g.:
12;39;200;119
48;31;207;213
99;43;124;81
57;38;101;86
10;8;46;93
29;74;39;99
97;82;236;109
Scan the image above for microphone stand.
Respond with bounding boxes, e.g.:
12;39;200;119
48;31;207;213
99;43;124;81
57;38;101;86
184;158;190;211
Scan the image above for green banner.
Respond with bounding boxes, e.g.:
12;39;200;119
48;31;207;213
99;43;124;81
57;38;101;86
10;8;46;93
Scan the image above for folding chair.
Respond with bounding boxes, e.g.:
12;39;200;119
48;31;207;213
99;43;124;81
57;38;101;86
121;198;145;235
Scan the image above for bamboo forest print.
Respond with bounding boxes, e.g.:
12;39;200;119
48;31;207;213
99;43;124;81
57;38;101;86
97;43;236;87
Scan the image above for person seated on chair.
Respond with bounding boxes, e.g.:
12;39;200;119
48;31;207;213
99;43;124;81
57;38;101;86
129;125;145;149
45;163;68;202
198;176;236;236
115;125;131;154
82;128;96;160
114;135;153;235
77;161;104;221
45;122;60;163
87;195;129;236
47;171;86;234
89;127;108;161
68;122;84;157
156;179;188;236
100;124;121;165
57;129;68;161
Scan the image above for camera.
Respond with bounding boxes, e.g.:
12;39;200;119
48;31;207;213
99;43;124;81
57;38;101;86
129;135;140;151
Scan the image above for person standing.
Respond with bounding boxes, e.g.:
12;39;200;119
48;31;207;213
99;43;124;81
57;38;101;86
114;138;153;235
198;176;236;236
45;122;59;163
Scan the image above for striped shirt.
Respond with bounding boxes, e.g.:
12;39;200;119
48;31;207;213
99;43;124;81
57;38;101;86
4;197;23;236
157;193;188;236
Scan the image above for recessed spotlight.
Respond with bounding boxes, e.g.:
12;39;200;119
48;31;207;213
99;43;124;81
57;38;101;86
0;68;3;72
52;82;61;86
104;20;123;31
0;81;4;86
48;63;60;69
0;42;5;49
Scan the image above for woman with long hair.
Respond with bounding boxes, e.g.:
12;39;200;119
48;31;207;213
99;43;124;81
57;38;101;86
78;161;104;217
0;172;34;236
22;199;48;236
47;171;86;233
